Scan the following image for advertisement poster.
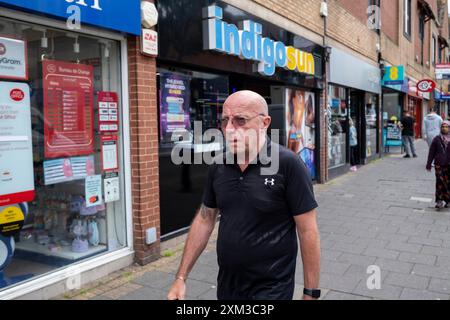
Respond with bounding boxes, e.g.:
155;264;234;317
286;89;316;180
98;91;119;132
0;204;25;237
0;82;34;206
159;73;191;144
101;135;118;172
104;172;120;203
43;155;95;185
85;175;103;207
43;59;94;158
0;36;28;80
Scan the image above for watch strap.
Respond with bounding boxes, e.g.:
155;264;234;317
303;288;321;298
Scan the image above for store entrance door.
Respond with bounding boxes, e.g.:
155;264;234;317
350;90;365;165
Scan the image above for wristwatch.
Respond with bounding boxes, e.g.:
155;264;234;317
303;288;321;299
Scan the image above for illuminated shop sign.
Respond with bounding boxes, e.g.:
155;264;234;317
202;5;315;77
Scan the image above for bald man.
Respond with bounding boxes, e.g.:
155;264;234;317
167;90;321;300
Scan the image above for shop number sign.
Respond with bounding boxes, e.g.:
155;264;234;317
417;79;436;93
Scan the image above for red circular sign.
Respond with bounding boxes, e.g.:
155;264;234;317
10;89;25;102
417;79;436;93
0;43;5;55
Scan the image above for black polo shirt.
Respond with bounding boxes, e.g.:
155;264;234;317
202;139;318;300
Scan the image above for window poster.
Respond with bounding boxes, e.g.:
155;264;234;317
104;172;120;203
101;135;119;172
43;59;94;158
85;175;103;208
286;89;316;180
0;36;28;81
0;82;34;206
159;73;191;144
43;155;95;185
98;91;119;132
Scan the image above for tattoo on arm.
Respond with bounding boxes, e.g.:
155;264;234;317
199;204;218;222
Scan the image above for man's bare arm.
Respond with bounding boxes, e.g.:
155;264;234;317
175;204;219;279
294;210;321;291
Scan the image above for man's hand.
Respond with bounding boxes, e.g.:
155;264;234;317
167;278;186;300
302;294;317;301
166;205;218;300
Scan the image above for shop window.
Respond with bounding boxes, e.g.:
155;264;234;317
327;85;347;169
0;17;127;290
157;67;229;236
365;93;378;157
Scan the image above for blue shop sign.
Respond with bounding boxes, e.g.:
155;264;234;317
382;65;405;86
0;0;141;35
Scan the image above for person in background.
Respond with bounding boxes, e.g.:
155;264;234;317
349;118;358;172
426;121;450;210
399;111;417;158
424;108;443;147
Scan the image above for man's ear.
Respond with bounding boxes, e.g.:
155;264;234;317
263;116;272;129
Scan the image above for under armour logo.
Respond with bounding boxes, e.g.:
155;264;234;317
265;178;275;186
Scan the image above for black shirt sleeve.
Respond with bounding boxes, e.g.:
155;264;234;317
285;155;318;216
202;164;217;209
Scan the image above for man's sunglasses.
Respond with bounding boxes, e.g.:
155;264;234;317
220;114;266;128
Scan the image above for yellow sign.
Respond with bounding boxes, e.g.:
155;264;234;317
0;206;25;236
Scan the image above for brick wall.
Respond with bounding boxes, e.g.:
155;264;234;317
127;18;161;265
335;0;367;25
327;0;379;62
252;0;324;35
381;0;400;44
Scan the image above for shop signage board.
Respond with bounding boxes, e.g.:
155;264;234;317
417;79;436;93
0;36;28;81
436;64;450;80
0;82;34;206
203;5;315;77
439;92;450;100
159;73;191;144
382;65;404;85
0;0;141;35
98;91;119;132
43;60;94;158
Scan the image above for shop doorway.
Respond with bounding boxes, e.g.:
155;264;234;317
407;97;422;139
349;90;365;165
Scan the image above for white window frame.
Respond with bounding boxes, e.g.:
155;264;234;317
0;7;134;300
404;0;411;38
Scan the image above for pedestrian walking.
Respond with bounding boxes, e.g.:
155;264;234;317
349;118;358;172
399;111;417;158
167;90;321;300
426;121;450;209
423;108;443;147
